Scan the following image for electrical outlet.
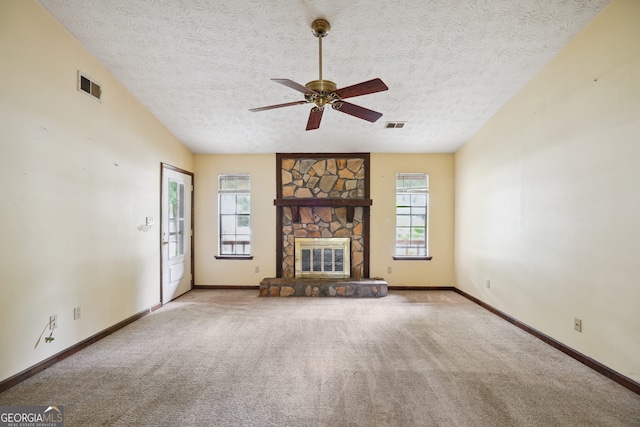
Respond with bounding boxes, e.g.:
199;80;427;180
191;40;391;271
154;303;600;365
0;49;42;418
49;314;57;330
574;317;582;332
74;306;81;320
387;267;392;274
145;217;155;226
254;266;259;273
485;279;491;289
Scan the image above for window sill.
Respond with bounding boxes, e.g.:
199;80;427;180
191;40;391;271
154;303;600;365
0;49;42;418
392;256;433;261
215;255;254;260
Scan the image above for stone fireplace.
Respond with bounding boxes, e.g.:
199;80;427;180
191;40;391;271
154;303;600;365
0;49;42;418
259;153;388;297
277;153;369;279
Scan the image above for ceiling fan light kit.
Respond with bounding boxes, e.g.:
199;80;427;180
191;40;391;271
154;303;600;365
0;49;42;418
250;19;388;131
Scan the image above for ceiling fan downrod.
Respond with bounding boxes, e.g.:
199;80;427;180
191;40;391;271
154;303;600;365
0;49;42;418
312;18;330;81
306;19;337;108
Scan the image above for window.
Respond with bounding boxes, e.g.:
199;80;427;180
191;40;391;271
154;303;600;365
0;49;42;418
218;174;251;256
395;173;429;258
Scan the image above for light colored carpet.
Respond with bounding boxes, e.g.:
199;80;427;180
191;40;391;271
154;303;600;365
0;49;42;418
1;290;639;426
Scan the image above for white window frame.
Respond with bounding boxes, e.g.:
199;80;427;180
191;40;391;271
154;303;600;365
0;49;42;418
394;173;430;259
217;174;251;257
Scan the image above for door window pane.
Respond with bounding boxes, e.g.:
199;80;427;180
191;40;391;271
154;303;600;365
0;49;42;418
169;179;185;259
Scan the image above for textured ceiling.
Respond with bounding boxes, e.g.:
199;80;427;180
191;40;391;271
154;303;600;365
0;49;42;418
39;0;610;154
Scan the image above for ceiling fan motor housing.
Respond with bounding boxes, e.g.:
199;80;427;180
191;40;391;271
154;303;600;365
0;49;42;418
305;79;339;108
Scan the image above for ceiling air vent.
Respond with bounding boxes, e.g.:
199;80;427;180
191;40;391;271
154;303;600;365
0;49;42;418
385;121;406;129
77;71;102;102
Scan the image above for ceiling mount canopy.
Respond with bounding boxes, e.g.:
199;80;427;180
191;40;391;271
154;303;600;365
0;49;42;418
249;18;389;131
311;18;330;38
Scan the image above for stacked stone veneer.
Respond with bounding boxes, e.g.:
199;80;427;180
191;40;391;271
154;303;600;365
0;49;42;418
260;278;387;297
281;157;366;279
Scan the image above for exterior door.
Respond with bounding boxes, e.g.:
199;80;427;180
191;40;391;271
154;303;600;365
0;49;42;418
161;164;193;304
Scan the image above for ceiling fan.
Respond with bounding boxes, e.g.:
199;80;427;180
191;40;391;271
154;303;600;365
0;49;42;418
249;19;389;131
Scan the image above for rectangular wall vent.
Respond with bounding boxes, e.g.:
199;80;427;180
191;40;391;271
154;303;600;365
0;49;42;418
78;71;102;101
385;121;406;129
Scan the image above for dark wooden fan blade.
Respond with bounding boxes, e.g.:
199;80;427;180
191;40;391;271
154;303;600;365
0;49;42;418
332;101;383;123
249;100;308;112
306;107;324;130
333;78;388;99
272;79;315;94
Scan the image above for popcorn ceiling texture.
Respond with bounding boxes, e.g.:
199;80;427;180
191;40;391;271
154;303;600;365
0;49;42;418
39;0;610;153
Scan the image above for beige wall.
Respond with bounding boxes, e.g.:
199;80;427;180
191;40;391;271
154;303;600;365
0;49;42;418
194;154;277;285
0;1;194;383
370;154;456;287
455;0;640;382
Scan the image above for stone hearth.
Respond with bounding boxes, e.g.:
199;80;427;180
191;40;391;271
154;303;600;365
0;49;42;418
260;278;388;298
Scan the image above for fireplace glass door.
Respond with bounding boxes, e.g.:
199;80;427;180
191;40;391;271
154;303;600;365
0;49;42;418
295;238;350;279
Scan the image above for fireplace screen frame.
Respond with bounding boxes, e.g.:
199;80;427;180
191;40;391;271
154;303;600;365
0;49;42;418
294;237;351;279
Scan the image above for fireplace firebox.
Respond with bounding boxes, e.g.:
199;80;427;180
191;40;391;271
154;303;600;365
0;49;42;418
295;237;350;279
